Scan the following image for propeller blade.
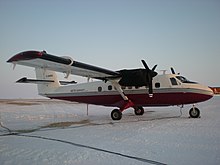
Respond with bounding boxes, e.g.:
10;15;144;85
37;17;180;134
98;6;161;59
141;60;150;71
171;67;175;74
141;60;158;97
152;65;157;71
148;73;153;97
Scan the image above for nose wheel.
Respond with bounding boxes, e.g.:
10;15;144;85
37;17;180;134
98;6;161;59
189;106;200;118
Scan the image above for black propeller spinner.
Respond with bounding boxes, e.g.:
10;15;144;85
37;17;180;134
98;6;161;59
141;60;157;97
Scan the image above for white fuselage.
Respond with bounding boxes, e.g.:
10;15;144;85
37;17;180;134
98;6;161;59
43;73;213;107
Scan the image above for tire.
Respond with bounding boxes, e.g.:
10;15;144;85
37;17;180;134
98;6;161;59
111;109;122;120
134;106;144;115
189;107;200;118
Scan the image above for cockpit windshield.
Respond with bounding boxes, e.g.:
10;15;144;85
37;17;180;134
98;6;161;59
176;76;197;84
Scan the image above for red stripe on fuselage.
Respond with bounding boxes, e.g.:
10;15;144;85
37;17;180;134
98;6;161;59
48;92;213;108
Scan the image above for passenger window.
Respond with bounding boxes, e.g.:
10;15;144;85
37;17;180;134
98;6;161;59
98;86;102;92
155;82;160;88
170;78;178;85
108;85;112;91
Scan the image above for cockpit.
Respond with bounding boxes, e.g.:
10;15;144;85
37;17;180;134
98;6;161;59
170;76;197;86
175;76;197;84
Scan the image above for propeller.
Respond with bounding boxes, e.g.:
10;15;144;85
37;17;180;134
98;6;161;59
171;67;175;74
141;60;158;97
170;67;180;75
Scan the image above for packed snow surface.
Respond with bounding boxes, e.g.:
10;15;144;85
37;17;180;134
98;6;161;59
0;97;220;165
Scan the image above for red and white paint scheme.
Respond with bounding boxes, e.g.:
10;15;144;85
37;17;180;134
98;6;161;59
7;50;214;120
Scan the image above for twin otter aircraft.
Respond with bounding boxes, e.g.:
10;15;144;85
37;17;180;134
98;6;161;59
7;50;214;120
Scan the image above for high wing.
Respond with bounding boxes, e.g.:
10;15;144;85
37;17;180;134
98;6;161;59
7;50;121;80
7;50;158;97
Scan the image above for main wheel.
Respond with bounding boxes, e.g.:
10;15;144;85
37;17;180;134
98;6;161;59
134;106;144;115
111;109;122;120
189;107;200;118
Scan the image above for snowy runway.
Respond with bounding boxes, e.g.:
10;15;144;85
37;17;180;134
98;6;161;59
0;97;220;165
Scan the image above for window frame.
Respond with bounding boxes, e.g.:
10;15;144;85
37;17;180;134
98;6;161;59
170;77;178;86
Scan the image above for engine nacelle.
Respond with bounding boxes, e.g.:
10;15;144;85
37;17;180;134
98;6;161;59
118;69;149;87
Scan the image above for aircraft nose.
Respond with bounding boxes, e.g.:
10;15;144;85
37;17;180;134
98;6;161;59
206;86;214;98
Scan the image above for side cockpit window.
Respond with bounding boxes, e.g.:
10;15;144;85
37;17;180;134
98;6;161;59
170;78;178;85
176;76;189;83
155;82;160;88
176;76;197;84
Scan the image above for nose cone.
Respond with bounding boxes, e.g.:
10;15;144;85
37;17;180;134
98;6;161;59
189;84;214;104
199;85;214;102
207;86;214;98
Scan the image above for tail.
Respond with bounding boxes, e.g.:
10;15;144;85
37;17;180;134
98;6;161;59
16;68;76;97
35;68;60;96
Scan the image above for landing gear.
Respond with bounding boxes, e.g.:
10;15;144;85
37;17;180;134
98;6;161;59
111;109;122;120
134;106;144;115
111;106;145;120
189;106;200;118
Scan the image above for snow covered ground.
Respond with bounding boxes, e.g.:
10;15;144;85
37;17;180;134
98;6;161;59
0;97;220;165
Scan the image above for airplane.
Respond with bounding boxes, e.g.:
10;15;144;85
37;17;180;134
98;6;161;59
7;50;215;120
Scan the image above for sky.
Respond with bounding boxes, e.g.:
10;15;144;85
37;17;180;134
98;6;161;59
0;0;220;99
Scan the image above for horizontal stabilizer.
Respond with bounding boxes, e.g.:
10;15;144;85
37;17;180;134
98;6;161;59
16;77;77;85
16;77;54;84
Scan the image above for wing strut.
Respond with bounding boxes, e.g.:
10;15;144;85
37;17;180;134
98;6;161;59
110;80;128;101
110;80;135;112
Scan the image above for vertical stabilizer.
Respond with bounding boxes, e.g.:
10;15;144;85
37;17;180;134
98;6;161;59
35;68;60;96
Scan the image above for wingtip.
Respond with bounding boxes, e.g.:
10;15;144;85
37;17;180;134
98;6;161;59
7;50;43;63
